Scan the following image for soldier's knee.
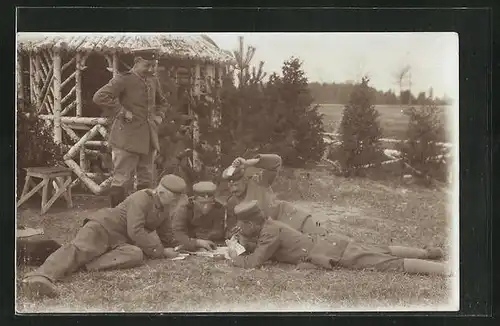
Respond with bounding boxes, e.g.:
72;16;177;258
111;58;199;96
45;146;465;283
127;246;144;263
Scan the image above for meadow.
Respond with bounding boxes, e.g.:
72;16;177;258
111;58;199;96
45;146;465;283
16;167;454;312
318;104;451;141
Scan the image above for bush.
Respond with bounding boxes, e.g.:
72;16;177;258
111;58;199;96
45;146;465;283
16;99;65;198
338;77;383;176
398;104;448;185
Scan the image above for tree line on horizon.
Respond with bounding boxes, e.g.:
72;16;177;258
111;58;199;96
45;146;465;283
308;81;452;106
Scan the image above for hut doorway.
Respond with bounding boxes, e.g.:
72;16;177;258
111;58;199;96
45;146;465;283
81;53;112;118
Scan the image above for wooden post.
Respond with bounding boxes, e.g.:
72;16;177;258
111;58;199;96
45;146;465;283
193;63;201;96
112;52;119;77
217;64;223;88
37;115;109;125
17;52;24;102
191;63;201;171
29;54;35;104
53;50;62;144
75;53;83;116
213;64;223;162
34;55;43;110
75;52;88;173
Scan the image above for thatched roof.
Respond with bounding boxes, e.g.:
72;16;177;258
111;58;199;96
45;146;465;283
17;33;235;64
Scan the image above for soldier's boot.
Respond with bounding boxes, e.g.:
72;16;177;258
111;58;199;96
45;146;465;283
389;246;444;260
423;246;446;260
109;186;125;208
21;275;59;299
403;258;452;276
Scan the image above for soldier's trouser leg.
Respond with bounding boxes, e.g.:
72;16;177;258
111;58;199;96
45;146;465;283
111;147;139;207
136;151;154;189
337;242;406;272
301;215;352;242
301;215;328;236
402;258;452;276
337;242;451;276
85;244;144;271
365;244;444;260
25;221;110;282
388;245;444;260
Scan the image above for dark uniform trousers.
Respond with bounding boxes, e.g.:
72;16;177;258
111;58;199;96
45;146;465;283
232;220;405;272
334;242;403;272
26;221;144;282
112;147;154;189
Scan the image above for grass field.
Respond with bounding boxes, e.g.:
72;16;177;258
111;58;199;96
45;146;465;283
318;104;450;141
16;168;455;312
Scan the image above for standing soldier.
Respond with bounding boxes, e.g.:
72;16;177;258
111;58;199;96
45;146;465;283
21;174;187;299
93;48;171;207
172;181;226;251
228;201;450;276
222;153;330;244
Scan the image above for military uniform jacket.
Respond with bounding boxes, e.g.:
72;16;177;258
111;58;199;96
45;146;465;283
231;219;349;269
93;71;170;155
172;199;226;251
88;189;182;259
225;154;311;234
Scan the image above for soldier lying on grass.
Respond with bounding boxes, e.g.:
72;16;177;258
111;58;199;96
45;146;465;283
227;200;451;276
21;174;186;299
172;181;226;251
223;153;341;252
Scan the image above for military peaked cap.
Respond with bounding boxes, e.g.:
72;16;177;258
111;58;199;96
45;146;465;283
193;181;217;196
221;165;245;181
234;200;265;222
159;174;186;194
131;47;161;61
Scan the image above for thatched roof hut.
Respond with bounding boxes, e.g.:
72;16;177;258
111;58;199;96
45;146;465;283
16;33;233;194
17;33;235;64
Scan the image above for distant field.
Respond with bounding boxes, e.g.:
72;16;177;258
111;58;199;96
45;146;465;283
318;104;451;141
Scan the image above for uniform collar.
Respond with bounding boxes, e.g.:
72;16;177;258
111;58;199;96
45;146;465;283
150;190;164;211
130;69;148;81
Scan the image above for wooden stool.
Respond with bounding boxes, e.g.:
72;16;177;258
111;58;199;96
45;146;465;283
17;167;74;214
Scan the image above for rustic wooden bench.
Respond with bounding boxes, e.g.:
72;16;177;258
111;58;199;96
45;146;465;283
17;167;74;214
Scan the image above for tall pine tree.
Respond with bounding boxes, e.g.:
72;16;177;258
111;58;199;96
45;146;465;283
265;57;325;167
398;104;447;185
339;76;383;175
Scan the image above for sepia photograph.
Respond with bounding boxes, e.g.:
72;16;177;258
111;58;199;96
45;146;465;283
15;31;459;313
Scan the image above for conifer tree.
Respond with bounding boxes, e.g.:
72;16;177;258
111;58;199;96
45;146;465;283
398;104;447;185
339;76;383;175
265;57;326;167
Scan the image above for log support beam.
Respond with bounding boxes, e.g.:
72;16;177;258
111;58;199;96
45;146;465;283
53;50;62;144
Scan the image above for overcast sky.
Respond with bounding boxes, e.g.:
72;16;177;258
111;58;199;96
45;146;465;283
206;33;458;99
